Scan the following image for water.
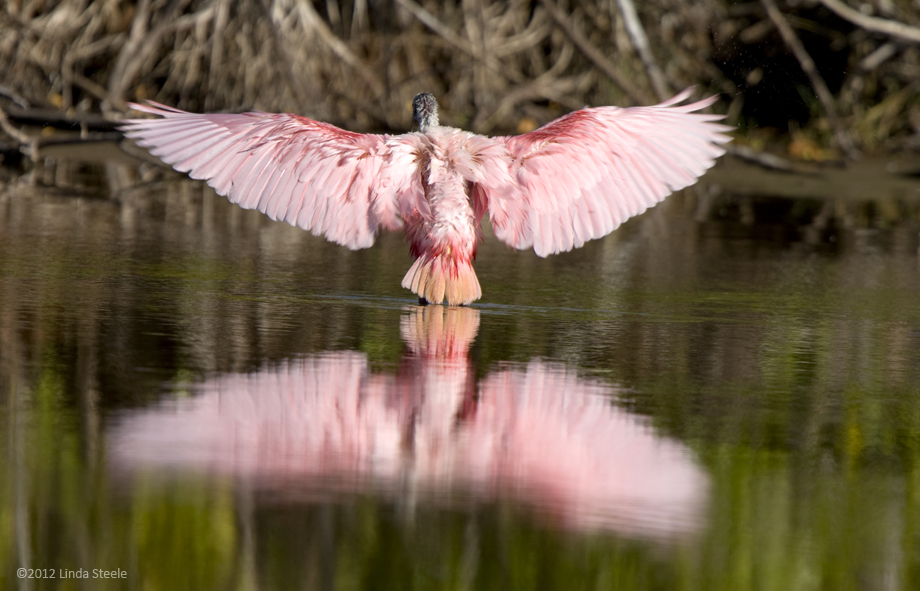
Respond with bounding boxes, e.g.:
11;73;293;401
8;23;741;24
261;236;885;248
2;153;920;590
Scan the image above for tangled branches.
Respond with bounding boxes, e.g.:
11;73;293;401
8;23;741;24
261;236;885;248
1;0;920;155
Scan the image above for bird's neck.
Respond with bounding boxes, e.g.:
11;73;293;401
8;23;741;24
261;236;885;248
418;113;439;131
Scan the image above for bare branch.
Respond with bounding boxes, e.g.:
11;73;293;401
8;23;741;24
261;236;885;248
760;0;860;160
818;0;920;44
859;42;900;70
261;0;314;106
205;0;231;111
394;0;477;57
615;0;671;101
108;0;200;111
491;9;551;58
0;105;33;145
0;85;31;109
0;104;36;159
728;144;802;172
540;0;647;104
393;0;528;86
472;41;576;132
291;0;385;98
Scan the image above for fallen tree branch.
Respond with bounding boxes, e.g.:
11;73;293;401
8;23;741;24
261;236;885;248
32;133;124;148
3;107;119;132
727;144;818;172
118;139;172;168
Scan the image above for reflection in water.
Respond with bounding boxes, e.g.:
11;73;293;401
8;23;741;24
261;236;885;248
110;306;706;539
8;164;920;589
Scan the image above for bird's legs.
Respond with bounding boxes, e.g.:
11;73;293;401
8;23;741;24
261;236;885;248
418;296;474;307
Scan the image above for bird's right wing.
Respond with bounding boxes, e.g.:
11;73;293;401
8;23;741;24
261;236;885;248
121;102;427;250
480;90;732;257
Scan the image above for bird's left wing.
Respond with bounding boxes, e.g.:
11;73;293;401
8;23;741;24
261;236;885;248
121;102;425;249
480;89;732;257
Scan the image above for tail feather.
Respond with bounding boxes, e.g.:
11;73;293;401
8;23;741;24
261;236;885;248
401;254;482;306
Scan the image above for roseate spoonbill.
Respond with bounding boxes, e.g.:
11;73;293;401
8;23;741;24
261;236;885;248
122;90;731;305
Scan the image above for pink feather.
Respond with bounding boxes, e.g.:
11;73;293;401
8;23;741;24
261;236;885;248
121;90;732;304
485;93;732;257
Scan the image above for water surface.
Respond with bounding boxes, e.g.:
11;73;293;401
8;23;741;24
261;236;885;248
2;154;920;590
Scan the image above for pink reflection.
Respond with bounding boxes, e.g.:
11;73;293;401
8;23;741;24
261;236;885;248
109;307;707;539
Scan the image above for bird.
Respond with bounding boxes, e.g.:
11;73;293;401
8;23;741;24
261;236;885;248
121;89;732;306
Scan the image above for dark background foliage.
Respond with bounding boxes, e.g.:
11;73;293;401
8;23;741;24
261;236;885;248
1;0;920;156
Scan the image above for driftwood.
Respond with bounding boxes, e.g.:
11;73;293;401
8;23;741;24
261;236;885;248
727;144;822;173
3;107;119;132
0;103;124;163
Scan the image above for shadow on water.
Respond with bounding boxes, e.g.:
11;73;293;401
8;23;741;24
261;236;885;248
3;148;920;589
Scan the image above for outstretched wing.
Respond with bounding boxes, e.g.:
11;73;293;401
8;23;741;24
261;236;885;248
121;103;424;250
482;89;732;257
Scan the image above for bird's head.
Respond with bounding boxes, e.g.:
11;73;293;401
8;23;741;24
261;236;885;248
412;93;439;131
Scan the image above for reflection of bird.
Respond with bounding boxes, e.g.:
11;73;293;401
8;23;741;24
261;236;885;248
109;306;707;538
122;90;731;305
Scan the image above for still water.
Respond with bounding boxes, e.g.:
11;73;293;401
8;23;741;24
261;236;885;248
2;154;920;590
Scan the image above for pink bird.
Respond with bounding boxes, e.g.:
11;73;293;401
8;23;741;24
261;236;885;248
122;90;731;305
